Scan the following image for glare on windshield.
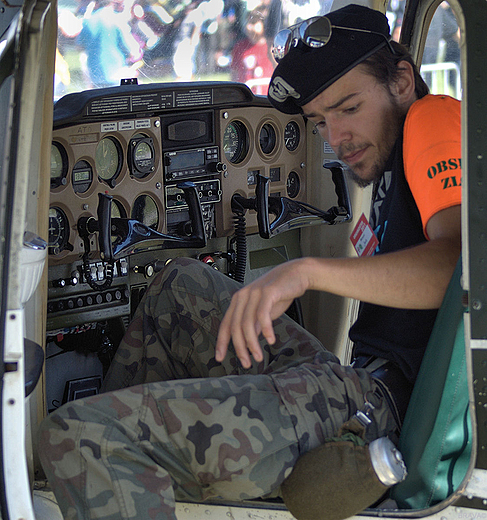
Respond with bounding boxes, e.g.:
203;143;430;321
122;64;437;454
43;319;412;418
55;0;335;99
56;0;461;100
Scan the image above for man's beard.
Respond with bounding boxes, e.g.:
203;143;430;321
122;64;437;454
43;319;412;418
340;100;404;189
344;164;377;188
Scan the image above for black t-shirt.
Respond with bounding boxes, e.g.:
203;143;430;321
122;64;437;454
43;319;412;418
349;137;438;384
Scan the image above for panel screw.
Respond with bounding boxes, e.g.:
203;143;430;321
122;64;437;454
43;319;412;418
473;300;482;310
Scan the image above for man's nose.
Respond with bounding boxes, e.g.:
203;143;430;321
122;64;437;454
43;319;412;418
325;119;352;149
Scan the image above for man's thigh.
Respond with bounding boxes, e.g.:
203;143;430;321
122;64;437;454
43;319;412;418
147;373;300;500
103;257;334;390
42;372;300;505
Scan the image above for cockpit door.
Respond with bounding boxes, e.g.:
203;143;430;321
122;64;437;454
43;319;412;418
0;1;56;518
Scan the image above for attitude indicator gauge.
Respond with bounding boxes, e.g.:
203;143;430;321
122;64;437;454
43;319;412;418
48;207;69;255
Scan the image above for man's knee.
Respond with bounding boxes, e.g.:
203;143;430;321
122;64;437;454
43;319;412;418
148;256;239;307
37;404;79;478
146;256;213;298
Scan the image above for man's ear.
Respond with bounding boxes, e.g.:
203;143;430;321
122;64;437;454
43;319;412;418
391;60;417;105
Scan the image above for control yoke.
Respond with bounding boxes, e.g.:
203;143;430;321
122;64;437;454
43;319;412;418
79;181;206;262
233;161;352;239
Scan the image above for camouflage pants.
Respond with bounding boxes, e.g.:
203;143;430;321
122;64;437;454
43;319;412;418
38;258;399;520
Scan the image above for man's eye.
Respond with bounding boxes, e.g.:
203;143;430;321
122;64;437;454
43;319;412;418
314;121;326;129
345;105;359;114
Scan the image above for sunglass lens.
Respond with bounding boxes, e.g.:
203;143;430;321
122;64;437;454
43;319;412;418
302;16;332;47
272;28;292;60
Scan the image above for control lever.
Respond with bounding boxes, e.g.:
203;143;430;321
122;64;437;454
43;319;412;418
256;174;271;239
253;163;352;239
325;161;352;220
79;182;206;262
110;182;205;257
77;192;114;261
78;192;115;291
98;192;114;261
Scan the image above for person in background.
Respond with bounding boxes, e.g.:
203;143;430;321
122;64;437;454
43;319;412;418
231;4;276;94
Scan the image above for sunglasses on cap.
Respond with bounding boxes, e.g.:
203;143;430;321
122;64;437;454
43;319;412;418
272;16;395;62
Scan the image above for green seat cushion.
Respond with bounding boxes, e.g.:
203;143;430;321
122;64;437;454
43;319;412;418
391;259;472;509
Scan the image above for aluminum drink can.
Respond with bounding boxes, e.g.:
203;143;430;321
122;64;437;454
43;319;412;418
369;437;408;486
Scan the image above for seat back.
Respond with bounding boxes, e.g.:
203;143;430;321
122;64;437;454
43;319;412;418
390;258;472;509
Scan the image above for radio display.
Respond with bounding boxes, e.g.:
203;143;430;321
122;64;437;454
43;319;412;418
169;149;205;171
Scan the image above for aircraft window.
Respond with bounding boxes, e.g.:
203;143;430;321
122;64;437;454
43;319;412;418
55;0;334;100
387;0;461;99
421;2;461;99
386;0;405;42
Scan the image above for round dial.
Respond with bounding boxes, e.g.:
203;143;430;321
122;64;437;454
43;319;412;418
259;123;277;155
72;160;93;194
96;136;122;182
50;142;68;189
48;207;69;255
223;121;248;164
286;171;300;198
111;198;127;219
111;199;127;247
131;195;159;230
129;137;155;178
284;121;300;151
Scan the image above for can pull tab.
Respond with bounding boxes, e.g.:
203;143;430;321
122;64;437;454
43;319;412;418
354;398;376;427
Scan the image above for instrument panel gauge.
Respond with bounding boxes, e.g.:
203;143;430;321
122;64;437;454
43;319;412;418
72;160;93;194
129;136;155;178
111;199;127;246
131;195;159;230
259;122;277;155
50;142;68;189
286;171;301;198
111;198;127;219
223;120;248;164
48;207;69;255
96;136;122;185
284;121;300;152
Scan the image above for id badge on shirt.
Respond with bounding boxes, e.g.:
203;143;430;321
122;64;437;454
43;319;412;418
350;213;379;257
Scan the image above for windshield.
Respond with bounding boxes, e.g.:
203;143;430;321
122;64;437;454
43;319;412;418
55;0;334;100
55;0;461;101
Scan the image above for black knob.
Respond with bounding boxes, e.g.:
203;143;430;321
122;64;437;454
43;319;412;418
208;161;226;174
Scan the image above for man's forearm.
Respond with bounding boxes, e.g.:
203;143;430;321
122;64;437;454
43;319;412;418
304;236;461;310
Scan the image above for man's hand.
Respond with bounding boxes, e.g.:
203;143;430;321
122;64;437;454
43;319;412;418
215;259;310;368
214;205;461;368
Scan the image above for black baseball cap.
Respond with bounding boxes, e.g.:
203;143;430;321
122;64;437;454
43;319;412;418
268;4;392;114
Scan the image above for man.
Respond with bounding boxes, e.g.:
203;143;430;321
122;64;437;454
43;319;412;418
38;4;461;520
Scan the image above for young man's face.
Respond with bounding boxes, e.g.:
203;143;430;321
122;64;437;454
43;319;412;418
301;65;405;187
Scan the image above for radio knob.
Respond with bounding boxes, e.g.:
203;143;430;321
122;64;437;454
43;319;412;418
208;161;227;174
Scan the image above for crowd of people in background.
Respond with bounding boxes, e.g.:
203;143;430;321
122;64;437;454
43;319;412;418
55;0;460;99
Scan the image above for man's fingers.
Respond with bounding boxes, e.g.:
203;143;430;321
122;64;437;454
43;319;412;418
215;288;268;367
215;298;236;362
